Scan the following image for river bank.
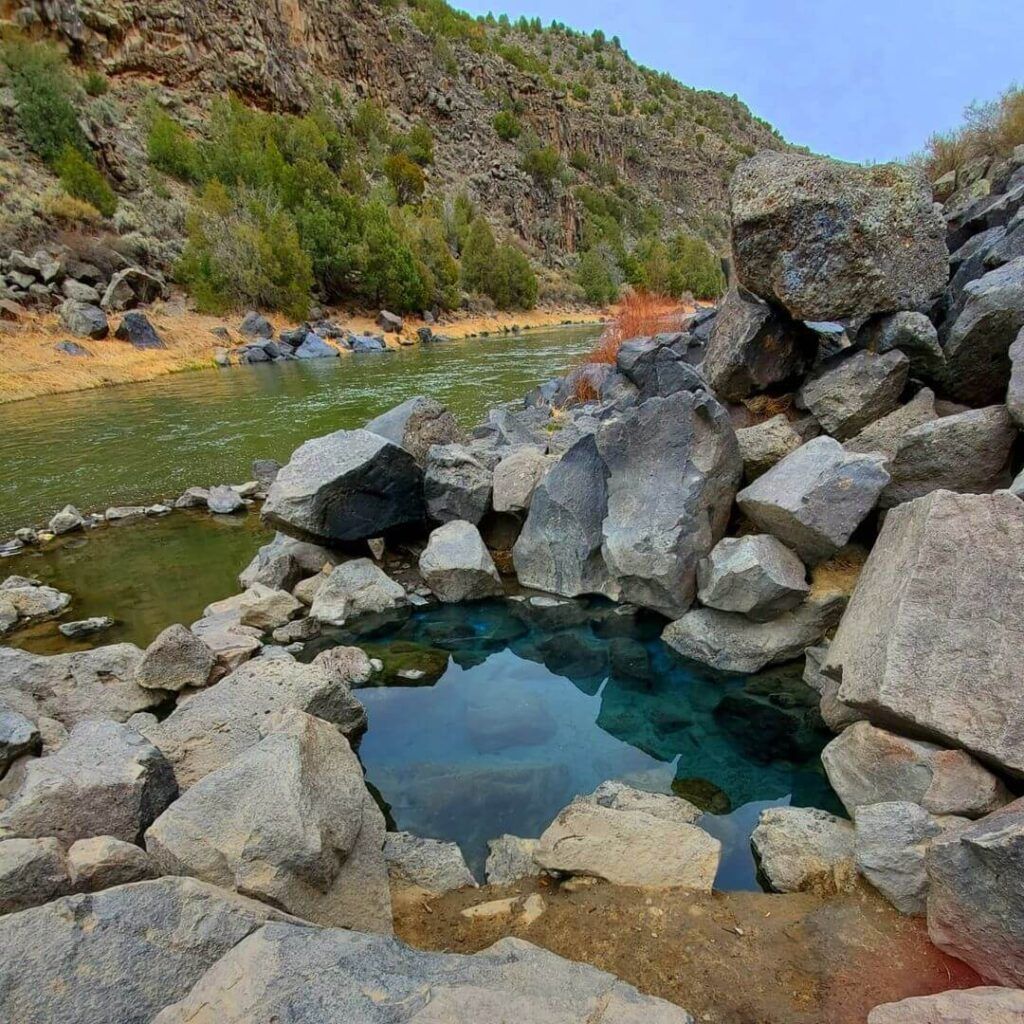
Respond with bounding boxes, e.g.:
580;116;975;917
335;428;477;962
0;300;607;404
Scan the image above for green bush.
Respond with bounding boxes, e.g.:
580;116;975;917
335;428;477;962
461;215;497;294
54;145;117;217
360;202;428;312
393;120;434;165
490;243;537;310
147;111;203;182
415;216;460;309
82;69;108;96
577;248;619;305
351;99;391;143
295;192;365;301
668;233;725;299
384;152;425;204
493;109;521;141
521;139;562;187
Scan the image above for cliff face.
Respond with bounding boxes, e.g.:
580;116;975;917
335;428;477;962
6;0;788;259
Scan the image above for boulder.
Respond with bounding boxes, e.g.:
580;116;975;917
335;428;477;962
534;799;720;890
262;429;425;544
311;645;374;688
1008;328;1024;427
48;503;84;535
730;152;948;321
349;334;387;353
941;257;1024;405
142;656;367;789
206;484;245;514
419;520;503;603
582;780;703;825
662;590;846;673
239;311;274;338
0;877;294;1024
0;577;70;626
697;534;809;621
173;486;209;509
236;583;303;631
803;644;864;732
485;835;541;885
252;458;281;487
826;490;1024;776
0;837;71;914
927;798;1024;986
879;405;1016;508
616;334;706;399
309;559;408;625
364;396;461;466
150;927;694;1024
58;616;115;639
384;831;477;893
854;801;965;915
239;533;336;590
0;719;176;844
735;414;804;481
0;710;40;772
736;437;890;563
868;988;1024;1024
702;287;816;400
822;721;1011;818
492;445;549;512
859;311;945;381
0;644;163;730
114;312;166;350
135;624;214;692
598;391;742;618
61;278;101;303
377;309;403;333
101;268;163;312
146;709;391;933
843;387;938;459
423;443;493;524
67;835;153;891
59;299;108;339
294;333;339;359
796;350;909;440
751;806;856;895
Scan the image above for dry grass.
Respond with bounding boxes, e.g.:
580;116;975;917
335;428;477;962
811;545;868;598
742;393;795;424
588;290;690;364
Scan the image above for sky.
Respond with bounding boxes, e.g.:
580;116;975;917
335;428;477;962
455;0;1024;164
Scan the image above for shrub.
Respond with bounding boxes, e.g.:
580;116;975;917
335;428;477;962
147;111;203;182
351;99;391;143
493;109;521;141
489;243;538;310
82;70;108;96
668;233;725;300
54;145;117;217
42;191;101;224
394;120;434;165
360;202;428;312
295;192;365;301
572;83;590;102
415;216;460;309
569;148;590;171
577;247;619;305
384;152;425;204
460;215;497;293
521;139;562;187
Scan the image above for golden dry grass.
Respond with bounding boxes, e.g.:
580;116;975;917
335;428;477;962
742;393;796;424
811;545;868;598
587;290;691;365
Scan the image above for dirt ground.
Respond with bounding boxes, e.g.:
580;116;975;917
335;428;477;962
393;877;981;1024
0;299;607;404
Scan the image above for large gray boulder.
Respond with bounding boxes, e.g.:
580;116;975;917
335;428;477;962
0;719;176;844
384;831;477;894
239;532;338;590
697;534;809;621
0;837;71;914
1008;327;1024;427
730;152;948;321
597;391;741;618
927;798;1024;986
581;780;703;825
879;405;1016;508
751;806;856;895
859;311;945;381
843;387;938;459
796;350;909;440
854;801;965;915
492;445;549;513
736;437;890;563
941;257;1024;405
364;396;461;466
662;590;845;673
146;709;391;934
512;434;614;600
309;559;408;626
826;490;1024;776
702;287;816;400
423;443;493;524
419;520;503;603
262;429;425;544
150;927;694;1024
534;799;720;890
142;657;367;789
135;624;214;692
616;334;706;399
822;721;1011;818
868;987;1024;1024
0;877;295;1024
735;414;804;482
59;299;108;339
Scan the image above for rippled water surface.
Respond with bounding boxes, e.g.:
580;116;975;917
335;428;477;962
0;326;600;534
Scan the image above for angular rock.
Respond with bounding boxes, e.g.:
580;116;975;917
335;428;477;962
582;780;703;825
0;710;40;772
385;831;477;893
67;835;154;892
311;645;374;688
822;721;1011;818
294;334;339;359
48;503;84;535
702;287;816;400
492;445;549;512
0;837;70;914
114;312;166;350
879;405;1016;508
0;877;293;1024
59;299;108;339
310;559;408;625
136;624;214;692
58;616;115;639
0;578;70;624
206;484;245;514
239;311;273;338
737;437;890;563
1008;328;1024;427
485;835;541;885
150;927;694;1024
262;429;425;544
236;583;303;631
854;801;964;915
0;719;176;844
423;443;492;524
146;709;391;933
173;486;209;509
859;311;945;381
803;644;863;733
927;798;1024;986
534;799;721;890
364;395;461;466
843;387;938;459
868;987;1024;1024
751;806;856;895
797;350;909;440
101;268;163;312
377;309;403;333
735;414;804;482
827;490;1024;775
730;152;948;321
697;534;809;621
419;520;503;603
616;334;706;399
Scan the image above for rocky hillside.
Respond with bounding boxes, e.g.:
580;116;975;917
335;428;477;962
0;0;787;316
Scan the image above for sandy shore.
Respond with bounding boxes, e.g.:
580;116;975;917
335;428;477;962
0;300;607;405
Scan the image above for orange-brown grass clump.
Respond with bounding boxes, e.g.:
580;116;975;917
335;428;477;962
586;291;691;365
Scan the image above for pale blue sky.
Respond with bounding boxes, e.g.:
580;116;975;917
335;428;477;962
457;0;1024;163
